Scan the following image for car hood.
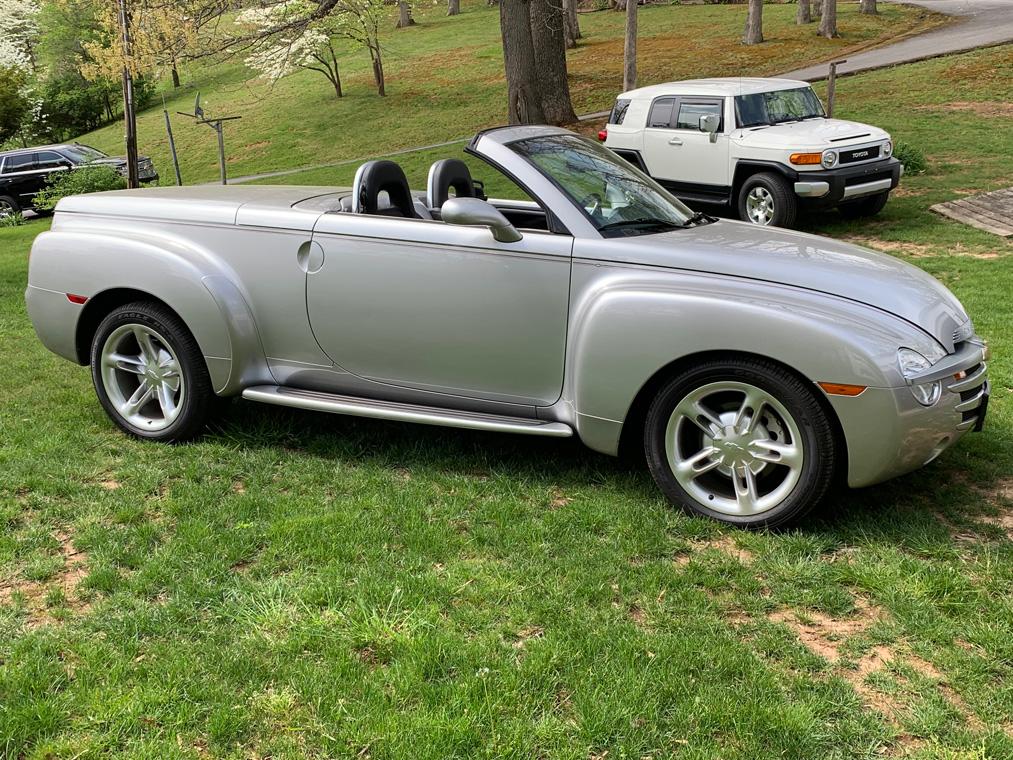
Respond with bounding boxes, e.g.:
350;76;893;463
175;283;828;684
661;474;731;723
602;220;967;351
736;118;888;149
85;156;151;167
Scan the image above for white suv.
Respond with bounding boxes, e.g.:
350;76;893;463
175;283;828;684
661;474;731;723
601;77;903;228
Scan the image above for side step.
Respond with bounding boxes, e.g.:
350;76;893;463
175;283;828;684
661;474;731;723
241;385;574;438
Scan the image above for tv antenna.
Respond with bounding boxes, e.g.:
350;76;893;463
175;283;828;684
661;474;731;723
178;92;242;185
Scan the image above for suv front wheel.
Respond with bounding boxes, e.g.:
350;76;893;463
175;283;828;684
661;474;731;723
737;173;797;228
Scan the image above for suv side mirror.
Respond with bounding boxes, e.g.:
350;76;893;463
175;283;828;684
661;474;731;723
699;113;720;143
441;197;522;243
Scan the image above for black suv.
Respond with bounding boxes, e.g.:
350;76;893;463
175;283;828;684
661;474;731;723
0;143;158;216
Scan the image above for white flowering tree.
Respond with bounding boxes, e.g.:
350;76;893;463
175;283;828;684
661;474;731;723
0;0;40;72
238;2;344;97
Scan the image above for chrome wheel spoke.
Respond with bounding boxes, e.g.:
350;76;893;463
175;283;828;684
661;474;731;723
750;439;803;468
673;397;723;436
674;446;723;482
133;326;158;363
156;382;178;418
732;465;760;513
105;352;145;375
101;322;185;432
121;383;154;416
733;388;767;435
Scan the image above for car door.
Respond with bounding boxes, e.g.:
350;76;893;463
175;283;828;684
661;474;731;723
1;153;40;205
35;151;73;188
306;214;573;407
641;97;730;188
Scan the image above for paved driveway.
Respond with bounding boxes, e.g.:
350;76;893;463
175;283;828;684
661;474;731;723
783;0;1013;81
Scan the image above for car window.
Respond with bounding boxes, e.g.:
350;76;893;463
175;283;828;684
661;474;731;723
608;98;631;125
675;101;722;131
647;98;676;129
3;154;34;173
37;151;69;170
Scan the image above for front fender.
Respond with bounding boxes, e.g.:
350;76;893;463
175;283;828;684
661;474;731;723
27;225;269;394
565;264;941;455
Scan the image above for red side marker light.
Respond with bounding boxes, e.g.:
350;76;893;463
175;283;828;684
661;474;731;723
598;129;607;142
66;293;88;304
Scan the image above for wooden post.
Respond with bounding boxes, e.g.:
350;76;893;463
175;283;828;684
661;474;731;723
216;122;226;185
827;59;846;117
117;0;139;188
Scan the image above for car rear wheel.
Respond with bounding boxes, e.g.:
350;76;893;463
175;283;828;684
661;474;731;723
643;358;835;529
838;191;889;220
737;173;797;228
0;195;19;219
91;302;216;442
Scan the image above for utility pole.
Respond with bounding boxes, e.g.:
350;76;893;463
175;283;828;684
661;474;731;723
117;0;140;188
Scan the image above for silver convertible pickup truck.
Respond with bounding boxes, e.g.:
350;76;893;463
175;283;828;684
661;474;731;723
26;126;990;528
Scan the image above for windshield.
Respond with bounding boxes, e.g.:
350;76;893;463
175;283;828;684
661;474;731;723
735;87;825;128
62;144;108;163
508;134;701;237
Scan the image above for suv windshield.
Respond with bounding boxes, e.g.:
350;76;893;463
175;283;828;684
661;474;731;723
735;87;825;128
508;134;701;237
62;144;107;163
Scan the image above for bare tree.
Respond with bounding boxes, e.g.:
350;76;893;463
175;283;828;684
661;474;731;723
500;0;545;123
743;0;762;44
448;0;460;15
796;0;812;24
818;0;838;37
860;0;877;13
396;0;414;27
530;0;576;123
623;0;636;92
562;0;580;48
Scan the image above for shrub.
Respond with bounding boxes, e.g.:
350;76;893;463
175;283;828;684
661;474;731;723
893;141;927;175
34;165;127;211
0;210;26;227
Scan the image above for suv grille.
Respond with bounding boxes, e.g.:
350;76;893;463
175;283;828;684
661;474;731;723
839;145;881;164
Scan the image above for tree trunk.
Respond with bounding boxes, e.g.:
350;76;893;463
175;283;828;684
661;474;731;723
448;0;460;14
623;0;637;92
743;0;762;44
499;0;546;124
860;0;877;13
171;60;181;88
371;48;386;95
530;0;578;124
818;0;838;37
396;0;415;27
796;0;811;24
562;0;579;48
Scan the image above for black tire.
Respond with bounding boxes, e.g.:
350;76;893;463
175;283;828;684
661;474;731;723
737;172;798;228
838;191;889;220
0;195;20;218
643;357;836;529
90;301;216;442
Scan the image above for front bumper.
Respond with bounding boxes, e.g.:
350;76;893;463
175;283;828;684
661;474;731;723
827;340;989;488
791;157;903;208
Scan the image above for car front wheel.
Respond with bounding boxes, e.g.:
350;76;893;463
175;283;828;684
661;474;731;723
644;358;835;529
91;302;216;442
0;195;20;219
737;173;798;228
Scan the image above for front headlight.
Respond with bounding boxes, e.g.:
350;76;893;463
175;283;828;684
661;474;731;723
897;348;941;406
882;140;893;158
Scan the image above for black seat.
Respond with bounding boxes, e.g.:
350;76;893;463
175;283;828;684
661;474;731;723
352;160;420;219
426;158;483;210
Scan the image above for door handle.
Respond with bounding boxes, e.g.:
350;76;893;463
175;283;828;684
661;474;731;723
296;240;325;274
668;137;684;146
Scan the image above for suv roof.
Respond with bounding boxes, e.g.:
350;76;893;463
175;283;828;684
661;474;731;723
619;77;809;100
0;144;80;158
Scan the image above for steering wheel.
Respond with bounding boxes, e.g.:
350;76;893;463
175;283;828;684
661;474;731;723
580;193;603;218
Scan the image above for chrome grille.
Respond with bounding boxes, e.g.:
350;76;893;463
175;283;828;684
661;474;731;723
952;321;974;344
947;362;988;430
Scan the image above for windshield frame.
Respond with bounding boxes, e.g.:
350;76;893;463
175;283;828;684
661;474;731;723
734;86;826;128
503;133;699;238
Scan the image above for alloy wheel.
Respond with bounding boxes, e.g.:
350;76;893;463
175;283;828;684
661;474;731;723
99;323;185;431
745;186;775;225
0;199;15;219
664;381;804;516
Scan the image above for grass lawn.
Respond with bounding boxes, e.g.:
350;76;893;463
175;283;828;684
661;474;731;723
3;46;1013;760
73;0;945;185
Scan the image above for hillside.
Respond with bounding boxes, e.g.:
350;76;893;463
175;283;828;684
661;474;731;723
77;0;943;185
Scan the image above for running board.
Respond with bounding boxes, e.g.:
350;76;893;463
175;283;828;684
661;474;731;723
242;385;574;437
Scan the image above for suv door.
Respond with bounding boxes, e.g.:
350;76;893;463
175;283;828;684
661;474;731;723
641;97;730;190
307;215;573;406
0;153;40;205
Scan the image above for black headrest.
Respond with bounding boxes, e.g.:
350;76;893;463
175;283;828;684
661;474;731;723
353;160;418;218
427;158;478;209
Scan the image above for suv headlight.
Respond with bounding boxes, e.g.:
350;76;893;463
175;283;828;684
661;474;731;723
897;348;941;406
883;140;893;157
821;150;838;169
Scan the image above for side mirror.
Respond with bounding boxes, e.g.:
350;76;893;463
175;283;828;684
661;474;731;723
441;197;522;243
699;113;720;143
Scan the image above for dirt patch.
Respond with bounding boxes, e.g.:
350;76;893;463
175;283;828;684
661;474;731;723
233;481;247;494
918;101;1013;118
0;530;91;629
100;479;121;490
768;597;884;662
511;625;544;649
844;236;1002;260
674;534;755;566
548;487;572;510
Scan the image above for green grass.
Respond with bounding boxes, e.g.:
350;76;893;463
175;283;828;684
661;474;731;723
74;0;944;185
3;44;1013;760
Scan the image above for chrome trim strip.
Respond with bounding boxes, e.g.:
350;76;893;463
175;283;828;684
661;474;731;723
242;385;574;437
841;177;893;200
956;417;978;431
954;386;987;412
947;363;988;393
